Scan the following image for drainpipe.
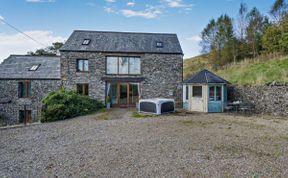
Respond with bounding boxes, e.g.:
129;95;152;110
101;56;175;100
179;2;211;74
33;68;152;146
24;104;27;126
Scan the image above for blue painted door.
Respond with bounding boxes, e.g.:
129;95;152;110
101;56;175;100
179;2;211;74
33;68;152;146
208;85;223;113
208;101;222;112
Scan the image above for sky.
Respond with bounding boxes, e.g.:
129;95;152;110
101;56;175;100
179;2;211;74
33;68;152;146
0;0;274;62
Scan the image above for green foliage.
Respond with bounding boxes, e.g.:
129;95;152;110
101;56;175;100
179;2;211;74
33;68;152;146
41;89;104;122
28;42;63;56
200;14;236;66
184;55;288;86
199;1;288;67
183;54;210;79
263;26;282;52
263;13;288;53
215;56;288;85
246;7;270;57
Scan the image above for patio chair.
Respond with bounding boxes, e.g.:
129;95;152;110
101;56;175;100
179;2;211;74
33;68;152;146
239;101;255;115
224;105;233;112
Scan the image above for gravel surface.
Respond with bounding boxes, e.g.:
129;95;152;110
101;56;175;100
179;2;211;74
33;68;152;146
1;109;288;177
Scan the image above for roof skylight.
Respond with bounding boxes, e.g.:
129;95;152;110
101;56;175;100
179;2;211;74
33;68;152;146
82;39;91;45
156;42;163;48
29;64;40;71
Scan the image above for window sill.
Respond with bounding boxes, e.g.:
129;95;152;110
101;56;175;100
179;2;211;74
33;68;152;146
76;71;89;73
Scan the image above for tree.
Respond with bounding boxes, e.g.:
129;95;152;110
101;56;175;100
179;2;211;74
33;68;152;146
28;42;63;56
237;2;248;40
270;0;288;23
263;13;288;53
262;25;282;52
246;7;270;57
200;14;236;66
200;19;217;54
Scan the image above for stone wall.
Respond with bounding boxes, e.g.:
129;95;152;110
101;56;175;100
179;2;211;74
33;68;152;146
0;80;62;124
229;85;288;116
60;51;183;105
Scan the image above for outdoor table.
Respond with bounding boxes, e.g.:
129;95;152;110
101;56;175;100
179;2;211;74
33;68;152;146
231;101;242;112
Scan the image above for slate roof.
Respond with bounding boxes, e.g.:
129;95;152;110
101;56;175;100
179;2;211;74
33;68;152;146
60;30;183;54
183;69;229;84
0;55;61;79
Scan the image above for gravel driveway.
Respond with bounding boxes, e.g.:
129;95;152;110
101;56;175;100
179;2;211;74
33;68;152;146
1;109;288;177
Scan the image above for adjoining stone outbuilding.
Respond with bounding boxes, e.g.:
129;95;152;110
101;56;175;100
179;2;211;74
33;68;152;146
183;69;229;113
0;55;62;124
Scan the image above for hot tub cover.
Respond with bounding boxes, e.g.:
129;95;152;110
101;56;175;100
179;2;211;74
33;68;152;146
139;98;175;115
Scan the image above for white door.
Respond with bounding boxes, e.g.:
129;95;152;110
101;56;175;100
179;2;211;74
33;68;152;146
191;86;204;112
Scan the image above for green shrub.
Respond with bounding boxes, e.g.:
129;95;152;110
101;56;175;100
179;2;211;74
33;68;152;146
41;89;104;122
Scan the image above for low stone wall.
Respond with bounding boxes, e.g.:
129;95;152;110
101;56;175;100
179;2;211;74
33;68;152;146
229;85;288;116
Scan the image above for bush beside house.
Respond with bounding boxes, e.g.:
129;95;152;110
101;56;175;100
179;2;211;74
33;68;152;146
41;89;104;122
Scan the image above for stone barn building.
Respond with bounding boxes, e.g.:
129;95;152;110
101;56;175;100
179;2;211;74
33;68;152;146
0;30;183;124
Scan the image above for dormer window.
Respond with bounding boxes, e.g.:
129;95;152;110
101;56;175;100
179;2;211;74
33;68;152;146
29;64;40;71
82;39;91;45
156;42;163;48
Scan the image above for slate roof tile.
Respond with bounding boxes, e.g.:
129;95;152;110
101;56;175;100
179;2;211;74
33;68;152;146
183;69;229;84
60;30;183;54
0;55;60;79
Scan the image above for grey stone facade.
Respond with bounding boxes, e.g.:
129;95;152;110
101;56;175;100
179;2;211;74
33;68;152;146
229;85;288;116
0;80;62;124
0;31;184;124
60;51;183;105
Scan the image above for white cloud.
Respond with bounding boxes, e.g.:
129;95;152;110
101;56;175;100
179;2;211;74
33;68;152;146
120;7;162;19
0;31;65;63
105;0;115;3
163;0;193;8
26;0;55;2
181;35;201;58
0;15;4;25
104;7;116;13
186;35;201;42
127;2;135;7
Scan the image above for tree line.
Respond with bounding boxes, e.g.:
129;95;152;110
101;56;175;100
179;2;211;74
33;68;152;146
200;0;288;66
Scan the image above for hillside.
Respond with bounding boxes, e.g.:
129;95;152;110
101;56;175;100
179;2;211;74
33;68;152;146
184;55;288;86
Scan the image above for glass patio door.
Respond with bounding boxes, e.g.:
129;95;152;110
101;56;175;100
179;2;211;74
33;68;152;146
107;82;140;107
129;83;139;105
119;83;128;106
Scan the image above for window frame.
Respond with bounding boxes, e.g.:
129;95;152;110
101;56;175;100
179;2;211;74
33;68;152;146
192;86;202;98
77;83;89;96
82;39;91;45
209;85;222;101
185;85;189;100
28;64;41;71
106;56;141;75
156;41;163;48
76;59;89;72
18;81;31;98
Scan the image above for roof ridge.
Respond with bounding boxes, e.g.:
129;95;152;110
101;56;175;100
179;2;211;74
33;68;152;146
73;30;177;36
204;72;208;83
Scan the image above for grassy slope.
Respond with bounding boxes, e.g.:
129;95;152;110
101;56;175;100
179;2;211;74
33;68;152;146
184;55;288;86
183;54;210;79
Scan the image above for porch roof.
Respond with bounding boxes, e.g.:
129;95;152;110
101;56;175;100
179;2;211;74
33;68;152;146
101;77;145;82
183;69;229;84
